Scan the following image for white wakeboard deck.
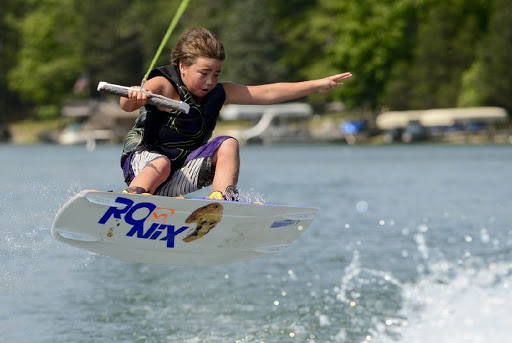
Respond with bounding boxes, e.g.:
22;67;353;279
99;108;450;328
52;191;317;265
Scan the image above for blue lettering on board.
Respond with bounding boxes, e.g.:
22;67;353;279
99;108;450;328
98;196;189;248
270;219;300;228
126;223;188;248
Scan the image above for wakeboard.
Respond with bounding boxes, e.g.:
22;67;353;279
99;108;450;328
51;190;318;265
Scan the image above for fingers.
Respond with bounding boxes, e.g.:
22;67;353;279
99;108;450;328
331;72;352;83
329;72;352;88
127;87;152;105
317;72;352;93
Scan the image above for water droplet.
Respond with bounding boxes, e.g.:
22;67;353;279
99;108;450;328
356;200;368;212
480;228;490;243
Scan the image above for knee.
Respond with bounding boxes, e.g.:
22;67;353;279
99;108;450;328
212;138;239;166
219;138;239;156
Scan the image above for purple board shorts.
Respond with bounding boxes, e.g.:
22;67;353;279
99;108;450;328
122;136;234;197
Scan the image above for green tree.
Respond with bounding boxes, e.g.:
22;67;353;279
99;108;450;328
218;0;286;85
382;0;491;110
410;1;488;109
8;0;83;119
274;0;417;110
0;0;26;121
471;0;512;114
3;0;505;121
80;0;147;92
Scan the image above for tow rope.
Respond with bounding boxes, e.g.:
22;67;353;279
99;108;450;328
141;0;191;87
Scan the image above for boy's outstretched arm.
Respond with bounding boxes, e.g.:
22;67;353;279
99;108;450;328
222;72;352;105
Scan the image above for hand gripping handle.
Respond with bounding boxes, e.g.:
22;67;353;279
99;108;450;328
97;81;190;113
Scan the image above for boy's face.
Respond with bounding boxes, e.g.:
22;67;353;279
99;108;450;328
180;57;222;99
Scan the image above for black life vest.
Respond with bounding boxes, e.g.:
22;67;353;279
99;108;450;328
121;65;226;167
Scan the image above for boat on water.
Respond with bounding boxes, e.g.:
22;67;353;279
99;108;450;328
220;103;314;144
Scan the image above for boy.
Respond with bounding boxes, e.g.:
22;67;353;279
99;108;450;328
120;27;352;200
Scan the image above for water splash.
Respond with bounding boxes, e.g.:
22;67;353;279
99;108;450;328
0;179;92;292
377;260;512;343
238;187;267;204
333;250;406;342
372;225;512;343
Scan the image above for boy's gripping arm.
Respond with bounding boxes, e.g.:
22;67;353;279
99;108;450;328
119;76;180;112
222;72;352;105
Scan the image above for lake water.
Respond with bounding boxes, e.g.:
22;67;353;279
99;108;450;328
1;143;511;343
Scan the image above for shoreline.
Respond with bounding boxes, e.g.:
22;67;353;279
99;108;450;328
4;116;511;146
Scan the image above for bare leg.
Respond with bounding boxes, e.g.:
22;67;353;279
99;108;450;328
128;156;171;194
211;138;240;193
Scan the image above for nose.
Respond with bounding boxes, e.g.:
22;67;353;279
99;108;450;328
205;75;214;86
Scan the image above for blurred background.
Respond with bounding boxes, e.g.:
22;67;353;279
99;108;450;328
0;0;511;146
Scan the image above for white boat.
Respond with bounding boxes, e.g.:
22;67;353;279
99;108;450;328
220;103;313;144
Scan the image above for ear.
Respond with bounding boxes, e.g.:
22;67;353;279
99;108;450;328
179;62;186;77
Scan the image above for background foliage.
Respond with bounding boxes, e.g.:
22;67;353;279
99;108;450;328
1;0;511;123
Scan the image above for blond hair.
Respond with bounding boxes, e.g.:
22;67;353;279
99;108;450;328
171;27;225;67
